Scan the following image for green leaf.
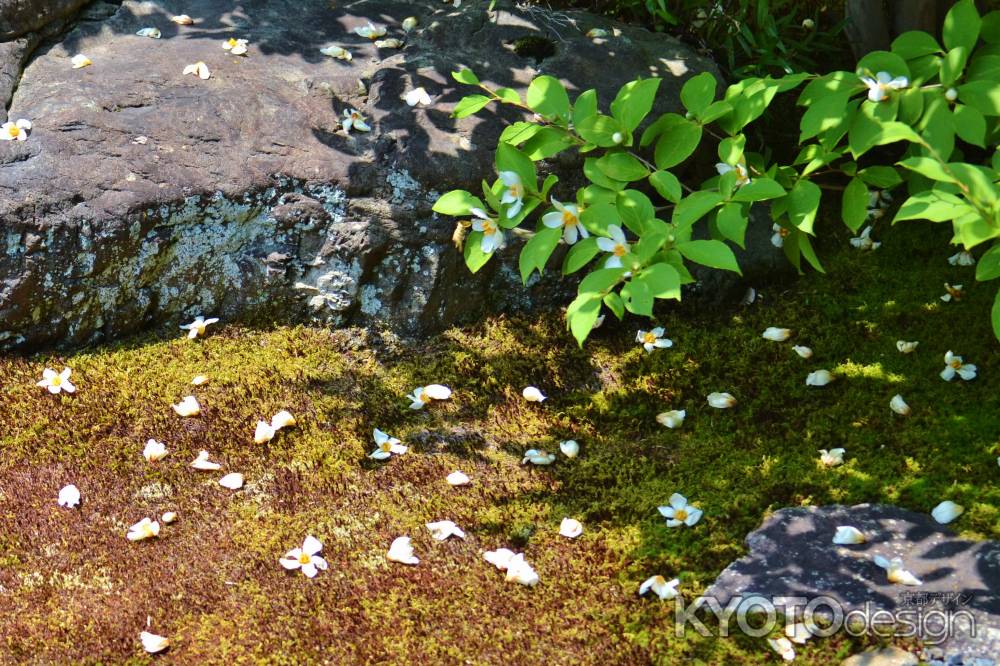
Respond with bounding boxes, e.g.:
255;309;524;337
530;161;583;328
943;0;981;54
595;152;649;182
580;202;620;236
566;293;602;346
897;156;959;184
958;80;1000;115
610;78;661;132
573;89;598;127
654;120;703;169
495;87;521;104
857;166;903;188
716;202;748;248
918;98;956;160
857;51;911;81
583;158;626;191
633;231;667;264
452;69;480;85
941;46;970;86
891;31;943;59
495;143;537;193
518;225;562;283
562;236;600;274
841;177;870;232
616;190;655;235
526;75;571;121
672;191;724;232
680;72;716;117
676;239;741;274
638;262;681;300
433;190;485;216
893;191;967;222
731;178;786;202
848;110;924;158
898;87;925;125
500;122;543;145
976;243;1000;281
603;291;625;320
463;232;493;272
620;278;653;316
799;92;852;142
798;71;859;105
649;171;682;204
718;135;746;165
576;114;627;147
452;94;492;118
521;127;576;161
699;100;733;124
639;113;676;148
992;288;1000;342
798;232;826;273
579;267;626;295
786;180;822;234
983;10;1000;44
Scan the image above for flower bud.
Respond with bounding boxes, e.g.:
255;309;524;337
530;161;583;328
945;87;958;102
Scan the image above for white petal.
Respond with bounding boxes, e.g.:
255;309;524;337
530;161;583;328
302;535;323;556
805;370;834;386
270;410;296;430
832;526;866;544
895;340;918;354
706;392;736;408
140;631;170;653
559;440;580;458
762;327;792;342
424;384;452;400
559;517;583;538
656;409;685;429
58;484;81;508
930;500;964;524
483;548;515;570
446;470;470;486
890;394;910;416
254;421;276;444
522;386;546;402
219;473;244;490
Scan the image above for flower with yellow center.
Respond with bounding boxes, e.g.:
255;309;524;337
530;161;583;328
470;207;505;254
369;428;407;459
873;555;922;585
715;158;751;187
771;223;789;248
127;517;160;541
71;54;92;69
342;108;370;133
860;71;909;102
180;315;219;339
638;574;679;599
636;327;673;353
940;282;963;302
1;118;32;141
498;171;525;218
320;45;353;61
223;38;248;56
940;350;976;381
596;225;632;268
37;367;75;394
279;535;328;577
354;22;387;40
406;383;452;409
658;493;702;527
542;198;588;245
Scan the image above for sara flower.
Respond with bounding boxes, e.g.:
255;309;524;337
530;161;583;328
447;470;470;486
658;493;703;527
596;225;632;268
127;517;160;542
342;108;370;133
222;38;248;55
354;22;387;40
559;517;583;538
522;449;556;465
890;394;911;416
559;439;580;458
707;392;736;408
792;345;813;359
768;637;796;662
140;631;170;654
426;520;465;541
180;315;219;339
387;536;419;564
37;367;75;394
940;351;976;381
849;226;880;251
522;386;546;402
279;535;328;577
71;54;92;68
873;555;922;586
143;439;168;462
806;369;835;386
819;448;845;466
499;171;525;218
948;250;975;266
172;395;200;417
404;87;432;107
183;61;211;79
656;409;685;429
941;282;963;302
715;158;751;187
58;484;81;508
504;553;539;586
542;198;588;244
638;575;680;600
407;383;452;409
832;526;866;544
369;428;407;459
1;118;32;141
762;327;792;342
470;207;505;254
771;223;789;248
636;327;673;353
931;500;964;524
860;71;909;102
320;45;353;61
896;340;918;354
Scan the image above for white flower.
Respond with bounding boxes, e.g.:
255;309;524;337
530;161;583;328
559;440;580;458
860;71;909;102
542;198;588;245
940;282;964;302
1;118;32;141
355;22;387;40
521;449;556;465
172;395;200;417
715;158;751;187
768;637;796;662
785;622;814;645
369;428;407;460
374;38;403;49
342;108;371;133
896;340;919;354
447;470;470;486
36;367;75;394
387;536;419;564
771;223;788;248
161;511;177;524
320;45;353;61
135;27;161;38
596;225;632;269
522;386;546;402
707;392;736;408
171;14;194;25
279;535;328;578
559;517;583;538
806;369;835;386
127;517;160;542
873;555;922;585
222;38;248;55
948;251;975;266
762;327;792;342
483;548;515;570
183;61;211;79
656;410;686;429
271;410;296;430
404;86;432;107
940;351;976;381
190;450;221;470
638;575;680;600
792;345;813;359
143;439;168;462
819;448;845;466
931;500;964;524
586;28;609;38
499;171;526;218
849;225;881;251
180;315;219;339
71;54;92;68
192;375;209;385
636;327;673;353
470;207;505;254
219;473;244;490
254;420;276;444
890;394;911;416
505;553;539;586
402;16;418;32
140;631;170;654
832;526;866;544
658;493;703;527
426;520;466;541
58;484;81;508
407;384;452;409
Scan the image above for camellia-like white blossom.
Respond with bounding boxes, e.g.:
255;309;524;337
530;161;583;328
140;631;170;653
58;484;81;508
849;226;881;251
71;54;92;68
522;449;556;465
161;511;177;524
762;327;792;342
656;410;685;429
768;637;796;662
873;555;922;586
342;108;371;133
522;386;546;402
37;367;75;394
860;71;909;102
931;500;964;524
320;45;353;61
638;575;679;600
127;517;160;542
636;327;673;353
136;27;161;38
896;340;919;354
559;439;579;458
806;369;835;386
369;428;407;460
447;470;470;486
819;448;845;467
715;158;751;187
483;548;515;570
143;439;168;462
940;351;976;381
542;198;588;245
407;384;452;409
183;61;211;79
504;553;539;586
279;535;328;577
499;171;525;218
172;395;200;417
426;520;465;541
470;207;505;254
832;526;866;544
596;225;632;269
190;450;221;471
387;536;419;564
402;16;418;31
792;345;813;359
890;394;911;416
941;282;963;302
948;250;975;266
180;315;219;339
171;14;194;25
374;38;403;49
354;22;387;40
219;472;244;490
404;86;432;107
223;37;248;55
1;118;31;141
771;223;789;248
658;493;703;527
707;392;736;409
559;517;583;538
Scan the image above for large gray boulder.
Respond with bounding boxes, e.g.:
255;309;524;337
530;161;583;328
0;0;735;349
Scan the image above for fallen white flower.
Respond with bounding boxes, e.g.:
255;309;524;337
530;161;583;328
222;38;248;55
806;369;835;386
505;553;539;586
941;282;963;302
447;470;470;486
161;511;177;524
819;448;845;466
873;555;922;586
931;500;964;524
586;28;608;38
707;392;736;408
369;428;407;459
190;450;221;471
342;108;371;133
143;439;168;462
768;636;796;662
792;345;813;359
948;250;975;266
58;484;81;508
658;493;703;527
896;340;919;354
762;327;792;342
387;536;419;564
1;118;31;141
254;420;276;444
37;367;75;394
636;327;673;353
522;386;546;402
374;38;403;49
172;395;200;417
407;384;452;409
849;225;881;251
559;517;583;538
171;14;194;25
127;517;160;542
320;45;353;61
941;351;976;381
180;315;219;339
784;622;814;645
219;473;244;490
279;535;328;578
890;394;911;416
426;520;466;541
638;575;679;600
404;87;432;107
271;410;296;430
135;27;161;38
183;61;211;79
140;631;170;653
71;54;92;68
559;439;580;458
656;410;685;429
483;548;515;570
522;449;556;465
832;525;866;544
354;22;387;40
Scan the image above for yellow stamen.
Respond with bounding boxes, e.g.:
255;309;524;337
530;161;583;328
51;376;62;386
613;243;627;257
227;38;238;47
674;508;688;521
380;441;392;452
950;359;962;369
482;221;497;236
298;553;312;565
7;125;19;138
778;227;790;238
643;333;657;344
561;210;578;227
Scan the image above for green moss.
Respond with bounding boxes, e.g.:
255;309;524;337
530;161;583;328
0;221;996;663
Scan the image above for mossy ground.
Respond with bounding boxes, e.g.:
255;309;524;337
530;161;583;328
1;221;997;664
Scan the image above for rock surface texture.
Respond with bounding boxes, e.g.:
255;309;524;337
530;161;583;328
0;0;730;349
706;504;1000;662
